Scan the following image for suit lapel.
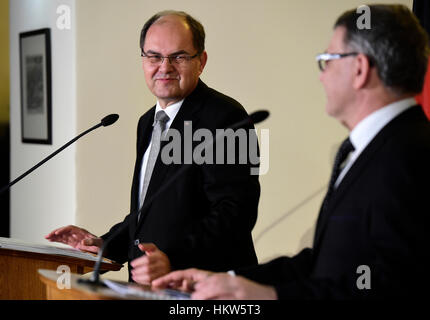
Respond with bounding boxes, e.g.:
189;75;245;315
129;108;155;234
313;106;423;248
135;80;207;233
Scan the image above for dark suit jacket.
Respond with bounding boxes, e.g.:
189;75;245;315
238;105;430;299
101;80;260;277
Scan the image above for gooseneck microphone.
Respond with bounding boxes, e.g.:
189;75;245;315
83;110;270;285
0;114;119;195
229;110;269;129
100;114;120;127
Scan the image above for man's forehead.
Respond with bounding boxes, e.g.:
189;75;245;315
146;17;191;40
144;16;194;52
327;27;346;51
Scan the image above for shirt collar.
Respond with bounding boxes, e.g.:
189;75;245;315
154;99;184;129
349;97;416;153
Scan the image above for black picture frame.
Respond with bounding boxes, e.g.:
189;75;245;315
19;28;52;145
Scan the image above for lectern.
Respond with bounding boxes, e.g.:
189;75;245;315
0;237;122;300
38;269;122;300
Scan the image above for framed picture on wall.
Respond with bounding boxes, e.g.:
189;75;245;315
19;28;52;144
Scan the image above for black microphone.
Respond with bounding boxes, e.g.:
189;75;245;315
101;114;119;127
228;110;270;129
0;114;119;195
250;110;270;124
81;110;270;285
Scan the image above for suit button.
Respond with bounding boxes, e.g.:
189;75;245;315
134;239;140;246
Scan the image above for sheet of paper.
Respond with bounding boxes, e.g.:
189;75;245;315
102;279;190;300
0;237;113;264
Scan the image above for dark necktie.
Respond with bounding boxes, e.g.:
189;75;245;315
320;137;355;215
328;138;355;192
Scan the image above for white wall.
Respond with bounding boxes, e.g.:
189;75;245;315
9;0;76;242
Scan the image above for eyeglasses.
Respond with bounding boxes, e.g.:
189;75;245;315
141;51;199;66
315;52;358;71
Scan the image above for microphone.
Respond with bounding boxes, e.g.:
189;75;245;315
250;110;270;124
0;114;119;195
228;110;270;129
82;110;270;285
101;114;119;127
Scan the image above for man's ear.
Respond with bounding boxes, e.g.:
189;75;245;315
353;53;372;89
198;51;208;74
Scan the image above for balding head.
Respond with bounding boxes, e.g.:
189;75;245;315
140;10;205;55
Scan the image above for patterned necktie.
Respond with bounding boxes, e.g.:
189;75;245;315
138;110;170;221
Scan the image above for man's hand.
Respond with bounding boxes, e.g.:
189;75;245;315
130;243;171;284
45;225;103;254
191;273;278;300
153;269;277;300
152;268;213;292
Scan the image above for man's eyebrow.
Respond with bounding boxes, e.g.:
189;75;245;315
168;50;189;56
145;50;190;56
145;50;161;55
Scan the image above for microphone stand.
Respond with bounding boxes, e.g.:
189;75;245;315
0;114;119;195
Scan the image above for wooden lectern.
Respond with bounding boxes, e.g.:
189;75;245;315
38;269;122;300
0;238;122;300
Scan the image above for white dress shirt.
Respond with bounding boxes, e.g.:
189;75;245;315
138;100;183;209
335;97;416;188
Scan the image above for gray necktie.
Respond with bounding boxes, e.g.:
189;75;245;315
138;110;170;221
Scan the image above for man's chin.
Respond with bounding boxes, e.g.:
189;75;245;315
153;85;180;96
325;103;338;118
155;95;184;107
153;89;181;100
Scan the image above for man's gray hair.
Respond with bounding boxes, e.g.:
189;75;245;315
335;4;430;95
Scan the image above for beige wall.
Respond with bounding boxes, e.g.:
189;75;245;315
9;0;77;241
75;0;411;280
0;0;9;123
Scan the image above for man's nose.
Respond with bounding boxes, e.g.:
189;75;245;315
158;57;175;72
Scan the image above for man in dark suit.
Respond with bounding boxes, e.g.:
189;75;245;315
46;11;260;284
153;5;430;299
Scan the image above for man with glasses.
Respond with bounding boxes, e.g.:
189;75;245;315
154;5;430;299
46;11;260;284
